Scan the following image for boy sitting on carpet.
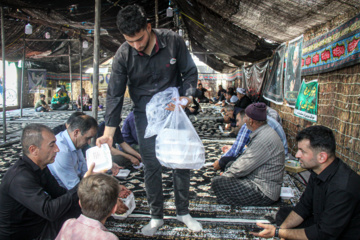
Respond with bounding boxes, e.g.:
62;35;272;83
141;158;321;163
56;174;128;240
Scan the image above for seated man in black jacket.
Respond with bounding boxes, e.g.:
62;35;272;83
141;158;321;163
185;98;201;115
0;124;94;240
252;126;360;239
196;83;210;103
234;88;252;109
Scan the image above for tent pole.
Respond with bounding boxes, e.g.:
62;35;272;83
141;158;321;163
1;7;7;142
92;0;100;122
20;36;25;117
68;44;73;110
79;40;83;112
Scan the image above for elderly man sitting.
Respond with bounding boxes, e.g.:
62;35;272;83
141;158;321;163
211;102;285;206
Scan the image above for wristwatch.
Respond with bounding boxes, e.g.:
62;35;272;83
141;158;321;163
274;226;280;238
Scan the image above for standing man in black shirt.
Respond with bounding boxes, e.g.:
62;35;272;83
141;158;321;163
96;4;201;236
0;124;93;240
252;125;360;240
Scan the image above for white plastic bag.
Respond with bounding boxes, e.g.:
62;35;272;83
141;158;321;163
144;88;177;138
154;92;205;169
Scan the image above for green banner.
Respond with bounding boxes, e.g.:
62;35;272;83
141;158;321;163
65;83;72;93
294;79;318;122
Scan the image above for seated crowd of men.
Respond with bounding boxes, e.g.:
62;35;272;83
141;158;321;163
0;86;359;240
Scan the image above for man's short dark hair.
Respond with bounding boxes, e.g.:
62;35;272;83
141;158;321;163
68;115;98;135
236;109;246;119
66;111;86;125
40;94;45;98
78;174;119;221
116;4;147;36
21;124;53;155
296;125;336;157
225;105;234;112
227;88;234;96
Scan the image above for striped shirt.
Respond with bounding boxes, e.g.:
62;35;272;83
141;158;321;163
222;124;285;201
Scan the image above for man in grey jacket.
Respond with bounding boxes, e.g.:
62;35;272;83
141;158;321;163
212;102;285;205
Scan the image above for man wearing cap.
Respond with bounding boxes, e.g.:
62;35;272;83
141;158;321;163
51;88;70;110
234;88;252;109
212;102;285;206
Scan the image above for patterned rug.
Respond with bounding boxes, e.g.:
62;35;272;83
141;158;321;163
0;102;305;239
105;139;304;239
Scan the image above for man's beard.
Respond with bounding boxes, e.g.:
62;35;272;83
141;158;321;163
140;30;151;53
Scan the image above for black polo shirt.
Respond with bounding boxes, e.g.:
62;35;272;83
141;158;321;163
293;158;360;239
0;155;79;240
234;95;252;109
105;29;198;127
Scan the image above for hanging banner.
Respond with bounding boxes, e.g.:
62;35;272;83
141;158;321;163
65;83;72;93
91;73;108;90
28;69;47;93
242;60;269;102
47;72;91;81
263;43;286;105
284;35;303;108
301;13;360;76
294;79;318;122
224;68;242;82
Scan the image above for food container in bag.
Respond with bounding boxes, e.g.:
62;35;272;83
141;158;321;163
156;128;205;169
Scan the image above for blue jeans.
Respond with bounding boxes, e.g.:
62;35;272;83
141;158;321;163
35;106;47;112
51;103;69;110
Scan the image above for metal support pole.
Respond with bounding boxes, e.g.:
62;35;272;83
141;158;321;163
155;0;159;28
68;44;73;110
1;7;6;142
91;0;101;145
20;37;25;117
79;40;83;112
92;0;100;122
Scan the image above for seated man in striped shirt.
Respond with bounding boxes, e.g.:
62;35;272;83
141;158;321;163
213;109;288;172
211;102;285;206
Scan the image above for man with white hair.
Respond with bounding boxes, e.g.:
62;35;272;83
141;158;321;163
234;87;252;109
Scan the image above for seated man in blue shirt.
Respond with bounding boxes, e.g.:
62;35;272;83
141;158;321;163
253;126;360;239
52;111;85;135
48;115;127;194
